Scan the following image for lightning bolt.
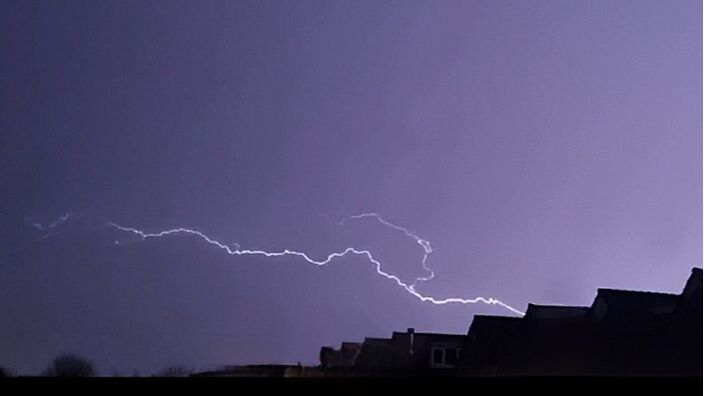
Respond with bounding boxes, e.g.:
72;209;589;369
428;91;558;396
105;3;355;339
26;213;74;239
25;211;524;315
339;213;434;292
28;212;73;231
106;215;525;316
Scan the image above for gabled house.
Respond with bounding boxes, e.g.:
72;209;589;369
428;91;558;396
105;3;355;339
460;267;702;376
463;315;523;374
194;268;701;377
306;267;702;377
353;328;466;373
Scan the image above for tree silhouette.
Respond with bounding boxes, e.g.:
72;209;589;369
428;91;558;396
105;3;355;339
154;365;192;377
43;354;95;377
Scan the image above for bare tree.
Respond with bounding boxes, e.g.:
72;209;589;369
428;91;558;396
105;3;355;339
43;354;96;377
154;365;192;377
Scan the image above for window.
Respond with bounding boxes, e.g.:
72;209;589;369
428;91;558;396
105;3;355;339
446;348;458;365
432;348;444;365
431;347;462;368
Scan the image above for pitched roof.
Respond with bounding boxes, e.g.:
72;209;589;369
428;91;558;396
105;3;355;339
362;337;392;345
389;328;466;341
682;267;702;296
468;315;523;335
524;304;590;320
592;288;679;317
595;288;678;300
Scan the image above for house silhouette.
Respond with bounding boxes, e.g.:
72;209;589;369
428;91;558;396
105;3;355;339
195;268;702;377
318;267;702;377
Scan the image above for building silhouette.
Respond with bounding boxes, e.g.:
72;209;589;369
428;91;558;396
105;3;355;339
196;268;702;377
324;267;702;376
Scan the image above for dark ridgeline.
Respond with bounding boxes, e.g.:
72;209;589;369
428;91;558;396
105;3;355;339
195;268;702;377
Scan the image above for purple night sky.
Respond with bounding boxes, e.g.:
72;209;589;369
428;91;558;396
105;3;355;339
1;0;701;375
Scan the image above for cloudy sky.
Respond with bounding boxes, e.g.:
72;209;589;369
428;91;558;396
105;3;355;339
1;0;700;374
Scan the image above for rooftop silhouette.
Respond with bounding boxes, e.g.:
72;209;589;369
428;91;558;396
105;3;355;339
196;268;702;377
